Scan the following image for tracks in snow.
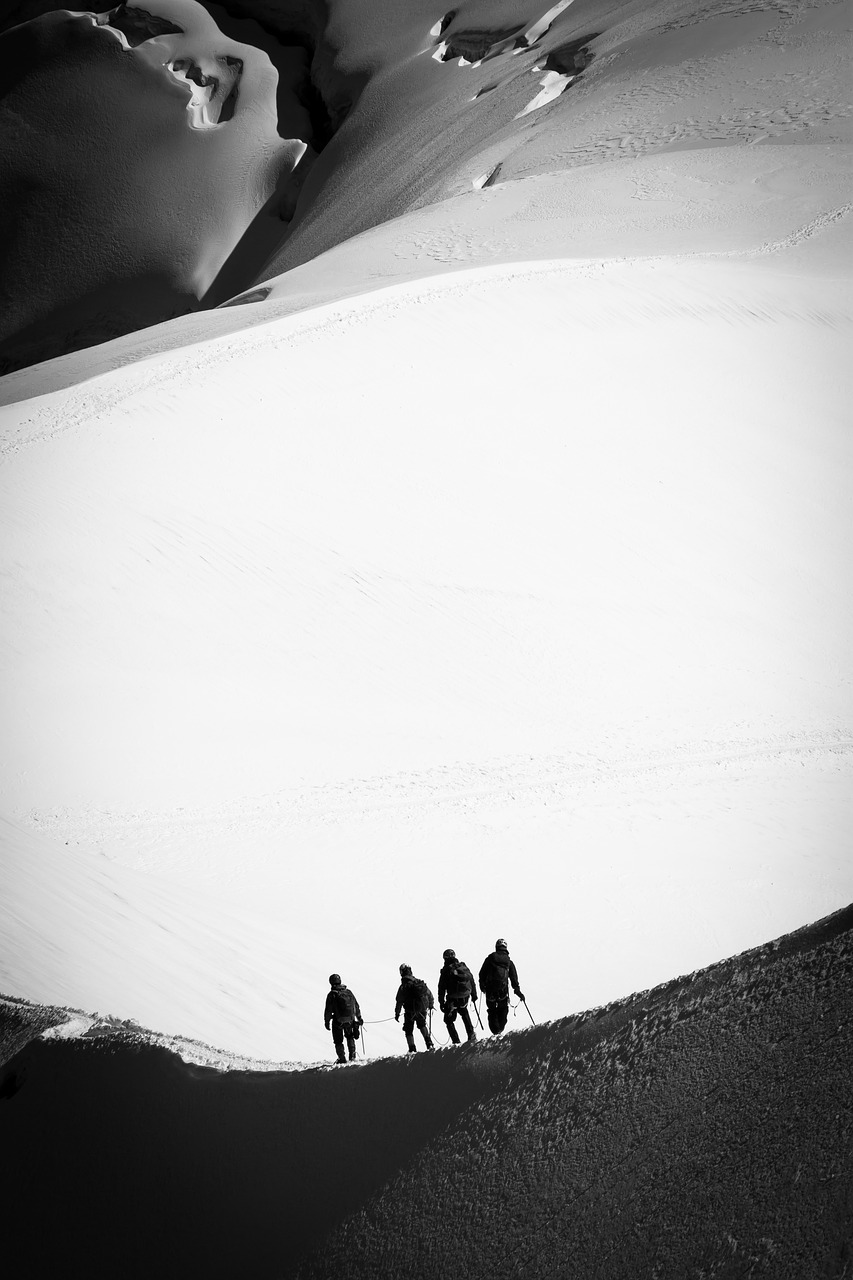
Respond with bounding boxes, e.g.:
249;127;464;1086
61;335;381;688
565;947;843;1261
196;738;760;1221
23;728;853;852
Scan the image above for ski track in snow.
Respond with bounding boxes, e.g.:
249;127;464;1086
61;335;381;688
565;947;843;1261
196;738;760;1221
750;200;853;253
24;728;853;852
506;0;853;173
1;251;850;464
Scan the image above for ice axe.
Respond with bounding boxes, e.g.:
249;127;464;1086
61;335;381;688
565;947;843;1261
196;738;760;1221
521;998;535;1024
472;996;484;1030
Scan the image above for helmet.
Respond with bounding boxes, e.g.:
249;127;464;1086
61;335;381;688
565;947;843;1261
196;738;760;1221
443;948;456;960
329;973;341;986
495;939;508;951
399;963;412;976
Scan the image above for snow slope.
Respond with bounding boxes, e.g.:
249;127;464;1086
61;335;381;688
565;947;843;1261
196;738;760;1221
1;253;851;1059
1;0;850;369
0;0;852;1061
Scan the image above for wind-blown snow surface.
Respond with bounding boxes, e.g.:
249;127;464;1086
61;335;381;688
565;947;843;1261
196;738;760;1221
1;0;852;1063
2;905;851;1279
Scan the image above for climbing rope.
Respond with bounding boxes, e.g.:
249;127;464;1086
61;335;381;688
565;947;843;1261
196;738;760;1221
429;1014;452;1047
360;1012;453;1048
358;993;526;1047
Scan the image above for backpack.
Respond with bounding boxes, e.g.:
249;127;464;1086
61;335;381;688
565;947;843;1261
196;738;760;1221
481;954;509;996
446;961;471;998
332;986;357;1021
406;977;432;1014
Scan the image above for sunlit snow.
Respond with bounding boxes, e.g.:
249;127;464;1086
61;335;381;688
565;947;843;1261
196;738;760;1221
0;0;850;1066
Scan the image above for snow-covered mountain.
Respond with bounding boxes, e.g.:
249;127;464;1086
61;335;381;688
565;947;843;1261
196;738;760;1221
1;0;851;1065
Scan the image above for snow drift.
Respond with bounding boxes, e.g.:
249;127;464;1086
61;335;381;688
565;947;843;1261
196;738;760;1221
2;904;851;1279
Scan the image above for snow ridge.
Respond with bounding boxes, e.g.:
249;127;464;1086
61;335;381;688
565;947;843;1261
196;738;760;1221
1;904;850;1279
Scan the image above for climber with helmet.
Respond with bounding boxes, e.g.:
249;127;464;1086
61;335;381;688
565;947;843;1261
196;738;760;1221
478;938;524;1034
394;963;435;1053
437;947;478;1043
323;973;363;1063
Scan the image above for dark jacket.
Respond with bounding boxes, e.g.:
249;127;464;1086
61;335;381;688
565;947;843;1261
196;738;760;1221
324;984;362;1028
438;959;478;1006
479;949;521;999
395;975;434;1017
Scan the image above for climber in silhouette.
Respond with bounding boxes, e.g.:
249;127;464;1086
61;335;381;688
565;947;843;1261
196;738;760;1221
395;963;435;1052
479;938;524;1034
324;973;363;1063
438;948;478;1043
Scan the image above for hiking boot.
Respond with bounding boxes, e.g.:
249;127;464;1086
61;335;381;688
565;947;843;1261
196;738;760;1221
335;1056;347;1064
349;1050;357;1061
467;1031;478;1042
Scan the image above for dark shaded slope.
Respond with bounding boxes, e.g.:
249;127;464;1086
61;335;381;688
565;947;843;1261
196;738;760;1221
298;903;853;1279
259;0;605;285
0;0;362;368
0;3;307;373
0;1024;492;1277
1;905;851;1279
0;995;68;1069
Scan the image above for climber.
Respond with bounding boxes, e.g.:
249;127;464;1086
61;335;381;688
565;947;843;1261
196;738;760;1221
478;938;524;1034
324;973;363;1063
394;963;435;1052
438;948;478;1043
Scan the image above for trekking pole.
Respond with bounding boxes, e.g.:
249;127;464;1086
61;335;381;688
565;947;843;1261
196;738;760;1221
361;1022;367;1057
522;999;535;1024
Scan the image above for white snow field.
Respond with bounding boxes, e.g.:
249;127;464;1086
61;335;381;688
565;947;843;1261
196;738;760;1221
1;0;852;1063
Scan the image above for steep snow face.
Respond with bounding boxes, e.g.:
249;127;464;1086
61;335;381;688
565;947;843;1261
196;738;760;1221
263;0;853;282
0;0;305;368
1;0;850;364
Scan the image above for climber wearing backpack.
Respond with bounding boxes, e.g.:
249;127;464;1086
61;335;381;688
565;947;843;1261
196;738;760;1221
438;948;478;1043
324;973;363;1063
478;938;524;1034
394;964;435;1053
